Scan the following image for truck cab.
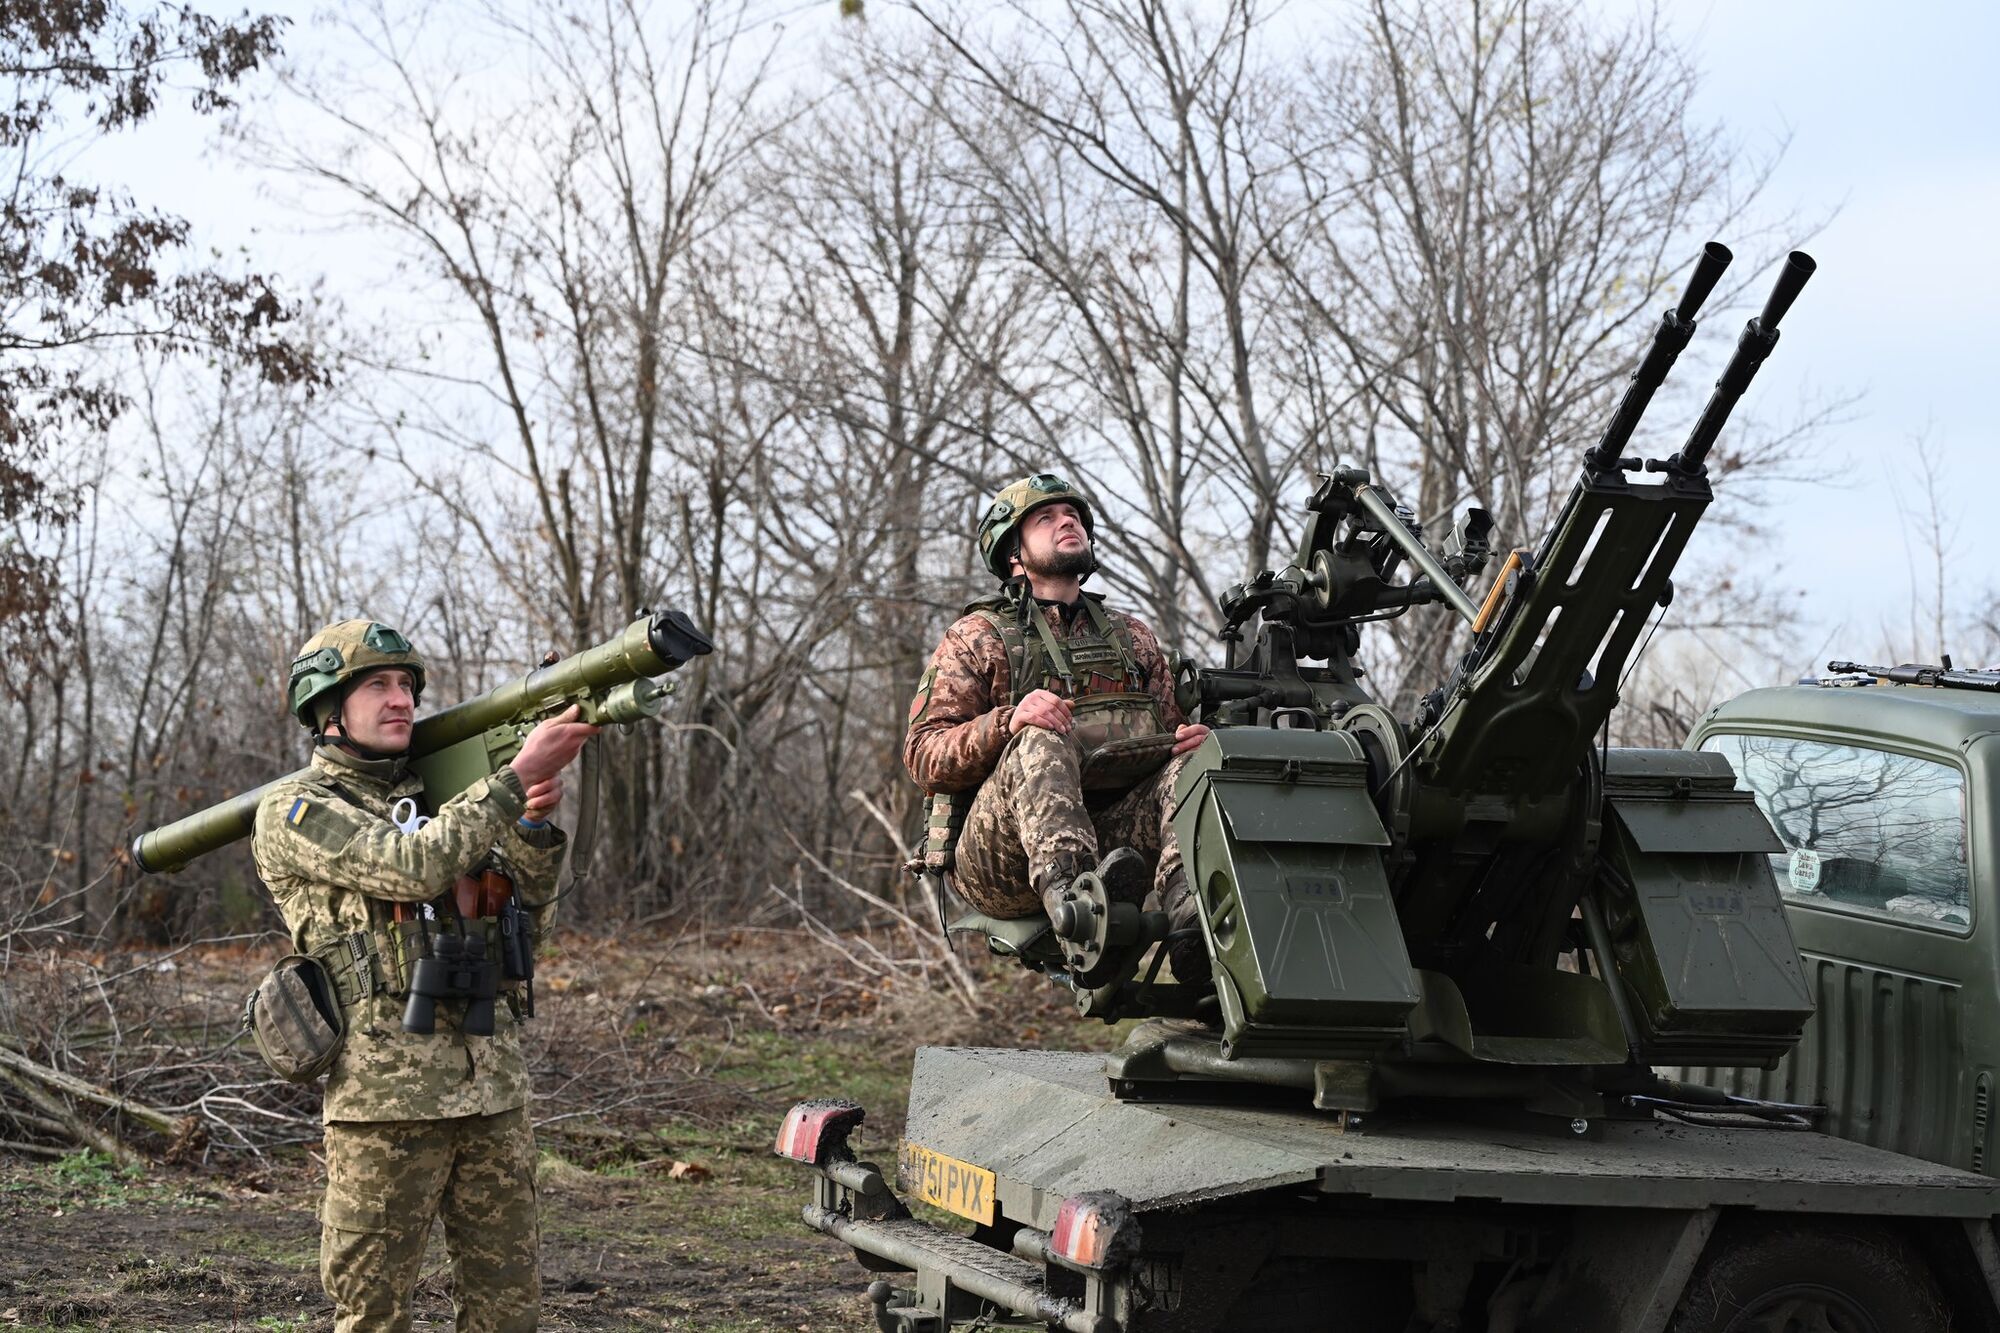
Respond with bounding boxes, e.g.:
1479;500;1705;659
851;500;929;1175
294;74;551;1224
1685;679;2000;1173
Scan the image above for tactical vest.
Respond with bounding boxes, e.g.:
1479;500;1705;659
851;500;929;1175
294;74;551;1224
921;592;1168;873
293;779;531;1020
306;915;521;1010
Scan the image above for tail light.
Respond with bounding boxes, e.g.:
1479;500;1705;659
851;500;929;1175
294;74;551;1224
774;1099;865;1166
1049;1191;1132;1269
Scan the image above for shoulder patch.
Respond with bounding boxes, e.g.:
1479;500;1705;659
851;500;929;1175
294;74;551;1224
908;665;938;730
278;796;355;855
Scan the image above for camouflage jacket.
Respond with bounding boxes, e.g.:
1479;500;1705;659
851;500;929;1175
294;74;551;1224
904;593;1185;794
251;745;567;1123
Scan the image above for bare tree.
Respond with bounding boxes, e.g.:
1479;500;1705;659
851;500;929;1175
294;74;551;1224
729;28;1044;860
0;2;323;632
243;0;792;897
0;0;1865;943
902;0;1315;646
1270;0;1813;705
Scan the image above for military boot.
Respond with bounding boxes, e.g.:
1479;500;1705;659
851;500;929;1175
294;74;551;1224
1158;867;1211;987
1036;851;1094;929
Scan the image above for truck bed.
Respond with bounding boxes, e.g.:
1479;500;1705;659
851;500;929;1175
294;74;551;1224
904;1046;2000;1228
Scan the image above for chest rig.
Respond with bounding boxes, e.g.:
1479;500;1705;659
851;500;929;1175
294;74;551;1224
921;591;1166;874
300;778;537;1032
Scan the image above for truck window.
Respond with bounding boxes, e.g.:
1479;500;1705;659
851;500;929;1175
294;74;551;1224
1702;733;1971;934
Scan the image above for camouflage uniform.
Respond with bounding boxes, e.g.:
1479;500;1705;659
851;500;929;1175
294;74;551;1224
253;743;566;1333
320;1108;538;1333
904;596;1188;918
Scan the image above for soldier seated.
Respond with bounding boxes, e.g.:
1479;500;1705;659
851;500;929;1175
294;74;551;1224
904;473;1210;987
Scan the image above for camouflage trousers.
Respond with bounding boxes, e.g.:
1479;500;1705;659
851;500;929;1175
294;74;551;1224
954;726;1186;919
321;1106;539;1333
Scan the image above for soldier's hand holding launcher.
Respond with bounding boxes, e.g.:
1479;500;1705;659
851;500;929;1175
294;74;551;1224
511;704;599;816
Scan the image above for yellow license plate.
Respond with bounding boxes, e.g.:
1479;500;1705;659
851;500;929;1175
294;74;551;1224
899;1141;996;1225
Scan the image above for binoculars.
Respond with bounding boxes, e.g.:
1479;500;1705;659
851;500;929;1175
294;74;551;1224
403;932;499;1037
401;899;537;1036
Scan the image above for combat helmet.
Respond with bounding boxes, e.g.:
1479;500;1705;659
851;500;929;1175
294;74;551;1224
286;619;427;733
976;472;1097;579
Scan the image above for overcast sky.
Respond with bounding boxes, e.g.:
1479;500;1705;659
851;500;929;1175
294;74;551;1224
1649;0;2000;669
89;0;1999;675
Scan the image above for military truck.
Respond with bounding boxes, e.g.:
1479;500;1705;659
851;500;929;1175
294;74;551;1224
1680;661;2000;1177
775;245;2000;1332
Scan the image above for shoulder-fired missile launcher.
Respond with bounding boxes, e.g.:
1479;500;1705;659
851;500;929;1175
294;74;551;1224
130;608;712;874
948;243;1821;1121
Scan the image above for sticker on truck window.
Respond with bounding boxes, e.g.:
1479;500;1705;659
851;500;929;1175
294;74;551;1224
1788;848;1821;893
899;1141;996;1225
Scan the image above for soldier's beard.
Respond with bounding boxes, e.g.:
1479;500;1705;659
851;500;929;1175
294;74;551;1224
1019;542;1094;580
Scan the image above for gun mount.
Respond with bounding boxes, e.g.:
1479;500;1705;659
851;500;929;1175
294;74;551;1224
990;243;1823;1119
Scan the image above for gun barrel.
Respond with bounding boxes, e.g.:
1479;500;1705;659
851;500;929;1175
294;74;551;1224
1677;241;1735;322
129;608;713;875
1828;659;2000;692
1673;250;1817;473
1591;242;1733;468
1351;485;1482;625
1758;250;1818;330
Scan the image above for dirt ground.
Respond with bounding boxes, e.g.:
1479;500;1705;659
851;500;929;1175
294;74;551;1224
0;927;1111;1332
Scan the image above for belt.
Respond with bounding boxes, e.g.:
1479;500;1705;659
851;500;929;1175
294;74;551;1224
309;918;519;1009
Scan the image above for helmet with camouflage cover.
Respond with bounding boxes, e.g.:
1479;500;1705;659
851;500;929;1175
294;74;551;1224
976;472;1097;579
286;619;427;732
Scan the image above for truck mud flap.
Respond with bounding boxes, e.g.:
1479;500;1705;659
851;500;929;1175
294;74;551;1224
803;1204;1113;1333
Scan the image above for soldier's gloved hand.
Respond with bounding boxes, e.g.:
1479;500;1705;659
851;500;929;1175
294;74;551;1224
522;775;563;823
513;705;599;789
1009;689;1074;736
1171;723;1211;757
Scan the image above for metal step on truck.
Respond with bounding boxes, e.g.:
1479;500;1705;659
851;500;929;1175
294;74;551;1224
776;246;2000;1332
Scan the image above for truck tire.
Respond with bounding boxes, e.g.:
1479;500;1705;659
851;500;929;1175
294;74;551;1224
1226;1257;1408;1332
1668;1222;1946;1333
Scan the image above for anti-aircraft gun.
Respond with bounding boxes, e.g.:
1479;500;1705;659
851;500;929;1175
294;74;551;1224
784;246;2000;1333
1003;244;1824;1120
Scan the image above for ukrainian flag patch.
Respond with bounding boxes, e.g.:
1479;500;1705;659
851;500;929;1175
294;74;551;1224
287;797;310;827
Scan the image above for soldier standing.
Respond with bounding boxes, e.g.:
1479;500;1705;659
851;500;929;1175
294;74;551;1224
252;620;596;1332
905;474;1211;984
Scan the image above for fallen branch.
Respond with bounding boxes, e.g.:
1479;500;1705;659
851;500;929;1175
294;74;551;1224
0;1063;138;1167
0;1138;69;1159
0;1043;182;1136
849;789;914;863
786;840;983;1013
